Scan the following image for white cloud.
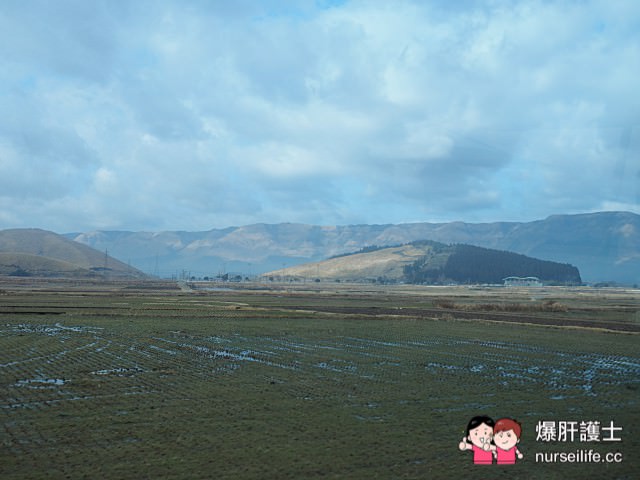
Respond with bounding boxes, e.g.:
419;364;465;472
0;0;638;232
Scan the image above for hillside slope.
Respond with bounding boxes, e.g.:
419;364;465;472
263;243;440;281
0;229;146;278
0;253;91;277
264;241;581;285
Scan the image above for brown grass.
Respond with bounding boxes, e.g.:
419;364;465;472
435;298;569;312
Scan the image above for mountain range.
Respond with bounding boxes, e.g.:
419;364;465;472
65;211;638;285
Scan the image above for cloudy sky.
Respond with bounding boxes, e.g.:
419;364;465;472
1;0;638;233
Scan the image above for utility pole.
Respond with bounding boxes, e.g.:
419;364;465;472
103;249;109;279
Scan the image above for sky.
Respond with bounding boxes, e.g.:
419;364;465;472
1;0;639;233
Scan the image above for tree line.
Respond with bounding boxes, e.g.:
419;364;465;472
403;243;581;285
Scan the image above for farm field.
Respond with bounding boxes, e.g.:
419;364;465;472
1;279;638;479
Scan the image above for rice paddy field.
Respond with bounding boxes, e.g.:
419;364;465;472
1;279;638;479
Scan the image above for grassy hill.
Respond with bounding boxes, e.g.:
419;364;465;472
265;240;581;285
0;229;146;278
0;253;91;277
264;242;442;282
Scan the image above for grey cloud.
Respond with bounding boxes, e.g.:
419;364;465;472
0;0;638;232
119;79;205;141
0;0;122;83
0;93;98;200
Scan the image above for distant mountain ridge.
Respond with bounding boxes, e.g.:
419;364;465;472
0;229;146;278
66;211;638;284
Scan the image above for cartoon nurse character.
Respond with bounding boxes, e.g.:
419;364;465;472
458;415;495;465
493;418;523;464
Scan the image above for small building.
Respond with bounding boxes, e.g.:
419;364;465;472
503;276;542;287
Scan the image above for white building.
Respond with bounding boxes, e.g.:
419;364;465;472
503;276;542;287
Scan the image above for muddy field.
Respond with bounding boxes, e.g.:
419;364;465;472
1;279;638;479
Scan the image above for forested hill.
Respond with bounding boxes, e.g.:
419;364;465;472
404;242;581;285
266;240;581;285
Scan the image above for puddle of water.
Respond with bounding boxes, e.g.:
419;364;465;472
15;378;66;387
354;415;384;422
2;388;153;410
10;323;103;337
181;343;298;371
91;367;143;376
148;345;177;355
426;362;461;371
